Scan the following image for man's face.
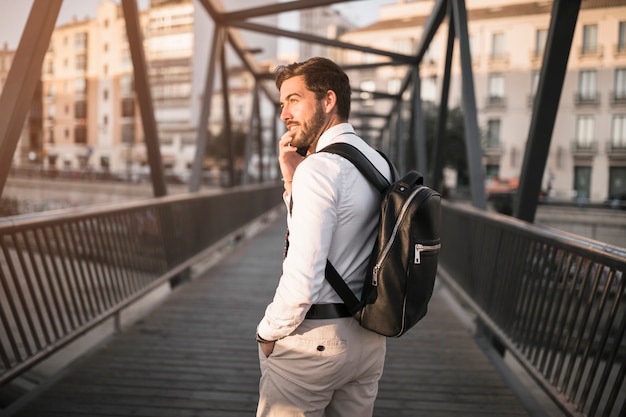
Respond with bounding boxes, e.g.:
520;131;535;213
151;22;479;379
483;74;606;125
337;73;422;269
279;75;328;150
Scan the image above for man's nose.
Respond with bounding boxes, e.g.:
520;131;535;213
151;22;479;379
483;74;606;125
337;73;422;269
280;106;291;122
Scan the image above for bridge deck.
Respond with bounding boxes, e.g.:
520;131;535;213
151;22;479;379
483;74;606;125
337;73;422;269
8;216;534;417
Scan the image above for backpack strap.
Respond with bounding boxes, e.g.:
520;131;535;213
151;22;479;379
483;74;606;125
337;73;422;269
319;142;395;314
320;143;393;192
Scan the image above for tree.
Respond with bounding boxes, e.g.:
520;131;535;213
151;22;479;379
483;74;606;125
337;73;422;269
205;128;247;160
423;104;469;187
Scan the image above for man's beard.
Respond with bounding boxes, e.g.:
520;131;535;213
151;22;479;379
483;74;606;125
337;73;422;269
290;102;326;149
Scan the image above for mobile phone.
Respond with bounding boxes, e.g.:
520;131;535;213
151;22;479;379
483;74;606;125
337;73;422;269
296;146;308;156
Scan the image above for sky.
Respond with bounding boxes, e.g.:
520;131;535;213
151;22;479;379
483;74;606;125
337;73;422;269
0;0;392;50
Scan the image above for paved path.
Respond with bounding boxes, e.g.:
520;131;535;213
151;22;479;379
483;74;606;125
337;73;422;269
7;217;533;417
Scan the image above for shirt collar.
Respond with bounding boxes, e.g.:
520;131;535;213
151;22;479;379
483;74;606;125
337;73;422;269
314;123;355;152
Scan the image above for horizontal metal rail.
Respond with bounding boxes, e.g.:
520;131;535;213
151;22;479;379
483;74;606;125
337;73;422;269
0;184;283;385
438;201;626;417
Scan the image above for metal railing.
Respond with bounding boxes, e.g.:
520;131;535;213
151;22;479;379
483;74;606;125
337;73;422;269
0;183;283;385
438;200;626;417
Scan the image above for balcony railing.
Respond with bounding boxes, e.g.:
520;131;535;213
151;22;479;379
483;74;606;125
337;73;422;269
574;92;601;106
570;140;599;155
610;91;626;106
606;140;626;155
482;142;505;156
485;95;507;109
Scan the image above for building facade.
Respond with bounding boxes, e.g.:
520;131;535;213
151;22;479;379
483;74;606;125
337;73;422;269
341;0;626;203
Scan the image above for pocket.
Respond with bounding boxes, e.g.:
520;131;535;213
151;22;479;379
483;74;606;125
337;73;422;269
273;335;347;359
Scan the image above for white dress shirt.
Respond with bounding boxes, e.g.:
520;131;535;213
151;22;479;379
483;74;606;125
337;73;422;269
257;123;393;341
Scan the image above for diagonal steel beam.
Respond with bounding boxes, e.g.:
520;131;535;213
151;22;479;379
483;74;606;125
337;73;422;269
121;0;167;197
514;0;582;222
0;0;62;198
228;20;416;64
189;24;223;192
451;0;486;209
415;0;448;63
222;0;355;22
431;2;455;193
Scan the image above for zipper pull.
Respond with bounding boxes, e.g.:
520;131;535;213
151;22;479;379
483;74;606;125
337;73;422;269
414;244;422;264
372;265;380;286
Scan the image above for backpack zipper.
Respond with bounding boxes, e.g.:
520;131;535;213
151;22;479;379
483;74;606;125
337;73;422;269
414;243;441;264
372;186;426;286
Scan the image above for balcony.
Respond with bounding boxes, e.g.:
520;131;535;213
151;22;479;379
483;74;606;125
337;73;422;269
485;95;507;110
578;44;604;60
529;50;543;67
570;140;598;156
610;91;626;106
482;142;505;156
613;43;626;58
574;92;601;107
606;140;626;157
487;53;509;69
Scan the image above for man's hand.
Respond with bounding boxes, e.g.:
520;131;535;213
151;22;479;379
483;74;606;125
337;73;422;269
278;131;306;193
259;341;275;358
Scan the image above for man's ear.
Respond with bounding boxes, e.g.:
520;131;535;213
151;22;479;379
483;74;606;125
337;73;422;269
323;90;338;114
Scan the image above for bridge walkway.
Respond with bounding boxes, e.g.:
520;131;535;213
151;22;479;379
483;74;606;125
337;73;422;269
7;214;539;417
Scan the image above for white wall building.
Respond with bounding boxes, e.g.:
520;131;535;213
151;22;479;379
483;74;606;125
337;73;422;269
341;0;626;203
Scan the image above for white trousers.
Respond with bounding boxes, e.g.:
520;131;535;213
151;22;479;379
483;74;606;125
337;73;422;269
257;317;386;417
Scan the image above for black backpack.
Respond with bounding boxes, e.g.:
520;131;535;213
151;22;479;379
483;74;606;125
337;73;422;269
321;143;441;337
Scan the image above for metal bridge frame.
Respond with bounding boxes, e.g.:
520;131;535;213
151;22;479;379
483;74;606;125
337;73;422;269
0;0;582;222
2;3;626;417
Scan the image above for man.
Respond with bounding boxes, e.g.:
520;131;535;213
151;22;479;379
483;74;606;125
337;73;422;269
256;57;392;417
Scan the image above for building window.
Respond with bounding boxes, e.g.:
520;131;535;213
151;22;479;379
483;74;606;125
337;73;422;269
122;123;135;144
76;54;87;72
614;68;626;101
582;24;598;54
122;49;132;68
391;37;414;55
573;166;591;199
531;70;540;95
47;103;55;119
75;32;87;51
578;70;597;102
75;101;87;119
611;115;626;147
619;22;626;53
120;74;134;96
608;167;626;199
387;78;401;95
74;125;87;144
485;119;501;148
576;115;595;147
491;33;506;58
488;73;505;104
535;29;547;57
121;98;135;118
74;78;86;98
421;76;437;102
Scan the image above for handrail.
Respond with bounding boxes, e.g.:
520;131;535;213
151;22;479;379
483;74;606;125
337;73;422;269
0;184;283;386
438;200;626;417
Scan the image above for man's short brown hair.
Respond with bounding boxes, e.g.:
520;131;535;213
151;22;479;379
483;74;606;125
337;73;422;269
275;57;351;120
